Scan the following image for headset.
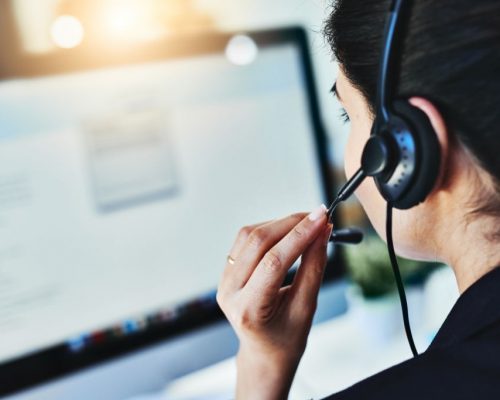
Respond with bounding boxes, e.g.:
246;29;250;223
327;0;441;357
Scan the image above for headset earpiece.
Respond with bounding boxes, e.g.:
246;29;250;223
373;99;441;209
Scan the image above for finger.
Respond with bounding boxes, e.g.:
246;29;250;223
227;220;273;262
219;213;307;301
290;223;333;315
219;220;272;302
244;205;328;313
225;213;308;290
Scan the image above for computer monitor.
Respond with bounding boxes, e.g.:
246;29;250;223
0;24;344;396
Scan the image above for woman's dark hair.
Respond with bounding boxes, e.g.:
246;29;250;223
324;0;500;238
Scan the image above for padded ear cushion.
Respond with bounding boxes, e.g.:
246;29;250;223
390;100;441;209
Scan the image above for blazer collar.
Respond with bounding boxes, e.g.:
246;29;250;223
429;266;500;349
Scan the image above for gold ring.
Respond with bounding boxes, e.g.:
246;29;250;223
227;254;236;265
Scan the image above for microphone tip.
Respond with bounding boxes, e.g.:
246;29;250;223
329;227;364;245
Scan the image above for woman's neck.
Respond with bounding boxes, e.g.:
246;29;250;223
440;211;500;294
431;148;500;294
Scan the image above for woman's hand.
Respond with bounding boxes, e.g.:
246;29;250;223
217;205;333;400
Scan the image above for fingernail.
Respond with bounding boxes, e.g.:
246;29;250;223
308;204;327;221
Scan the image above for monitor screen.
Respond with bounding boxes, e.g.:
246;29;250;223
0;28;342;394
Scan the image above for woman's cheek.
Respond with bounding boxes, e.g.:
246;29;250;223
343;126;362;180
357;178;387;239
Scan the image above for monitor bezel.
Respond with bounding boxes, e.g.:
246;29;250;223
0;18;345;396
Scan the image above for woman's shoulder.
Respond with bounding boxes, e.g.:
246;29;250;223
324;337;500;400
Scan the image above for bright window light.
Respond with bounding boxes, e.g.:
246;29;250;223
104;1;141;35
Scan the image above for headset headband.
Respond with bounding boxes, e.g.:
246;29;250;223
375;0;408;125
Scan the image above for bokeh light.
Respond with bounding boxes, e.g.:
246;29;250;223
225;35;258;66
50;15;84;49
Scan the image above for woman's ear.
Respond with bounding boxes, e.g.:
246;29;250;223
408;97;451;190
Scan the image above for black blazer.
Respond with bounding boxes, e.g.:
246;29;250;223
323;266;500;400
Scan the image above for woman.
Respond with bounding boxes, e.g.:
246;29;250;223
216;0;500;398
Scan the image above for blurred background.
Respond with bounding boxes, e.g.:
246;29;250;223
0;1;458;400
